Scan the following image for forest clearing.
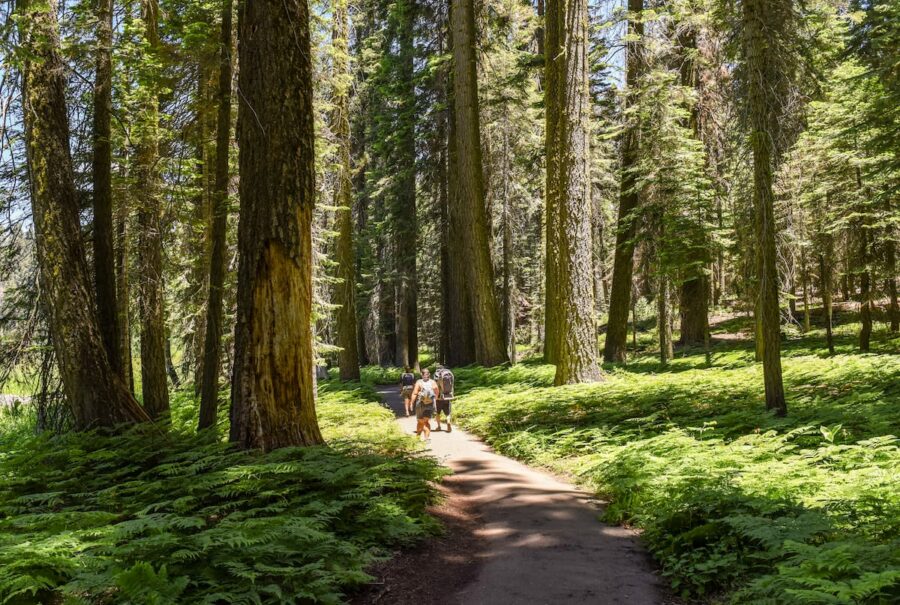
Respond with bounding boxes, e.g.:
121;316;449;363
0;0;898;603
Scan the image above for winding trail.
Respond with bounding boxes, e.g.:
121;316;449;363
373;385;665;605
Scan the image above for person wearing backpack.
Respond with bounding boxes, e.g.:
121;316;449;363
399;367;416;416
409;368;438;441
434;365;455;432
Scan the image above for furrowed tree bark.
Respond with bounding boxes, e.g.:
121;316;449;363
115;182;134;392
198;0;234;430
677;26;709;346
546;0;601;384
394;0;418;369
134;0;169;419
450;0;508;367
92;0;122;378
658;276;672;364
818;251;834;354
445;10;476;367
744;0;787;415
230;0;324;450
858;229;872;352
543;0;560;364
330;0;361;381
603;0;643;364
19;0;150;429
500;125;517;364
885;230;898;333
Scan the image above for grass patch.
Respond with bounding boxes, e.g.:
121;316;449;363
450;332;900;602
0;382;443;604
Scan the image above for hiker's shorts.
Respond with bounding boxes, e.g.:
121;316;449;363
436;399;451;416
416;401;434;419
401;386;413;399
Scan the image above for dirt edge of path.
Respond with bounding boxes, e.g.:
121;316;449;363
349;477;486;605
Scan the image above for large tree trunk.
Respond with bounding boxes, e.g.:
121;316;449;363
603;0;643;364
198;0;234;429
230;0;324;450
886;238;899;333
546;0;601;384
677;26;710;346
500;126;517;364
445;27;476;367
19;0;149;430
115;182;134;392
543;0;560;364
449;0;508;367
858;229;872;352
92;0;122;378
679;276;709;344
394;0;418;369
658;276;673;364
818;251;835;355
330;0;361;381
744;0;787;415
134;0;170;420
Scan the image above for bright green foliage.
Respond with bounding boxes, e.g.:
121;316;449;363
0;384;442;604
450;333;900;601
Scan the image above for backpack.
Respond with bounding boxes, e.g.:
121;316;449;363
437;369;454;399
418;380;436;404
401;372;415;387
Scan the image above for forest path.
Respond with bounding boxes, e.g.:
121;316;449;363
372;385;665;605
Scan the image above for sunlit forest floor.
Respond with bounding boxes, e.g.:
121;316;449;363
431;313;900;602
0;383;443;604
1;311;897;604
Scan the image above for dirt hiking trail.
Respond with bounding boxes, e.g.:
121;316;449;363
361;385;666;605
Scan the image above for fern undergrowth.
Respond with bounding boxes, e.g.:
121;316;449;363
0;382;443;604
449;329;900;604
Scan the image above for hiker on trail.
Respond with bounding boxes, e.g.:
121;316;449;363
409;368;438;441
434;365;455;432
400;367;416;416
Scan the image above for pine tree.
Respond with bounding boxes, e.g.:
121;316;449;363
92;0;122;379
331;0;361;381
449;0;508;367
198;0;234;429
135;0;170;419
604;0;644;364
18;0;150;429
545;0;601;384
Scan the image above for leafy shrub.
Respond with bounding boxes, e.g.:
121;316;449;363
451;346;900;603
0;382;443;604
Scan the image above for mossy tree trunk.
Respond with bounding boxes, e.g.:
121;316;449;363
135;0;170;420
744;0;787;415
603;0;643;364
92;0;123;379
230;0;324;451
449;0;508;367
198;0;234;429
19;0;150;429
330;0;361;381
546;0;601;384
